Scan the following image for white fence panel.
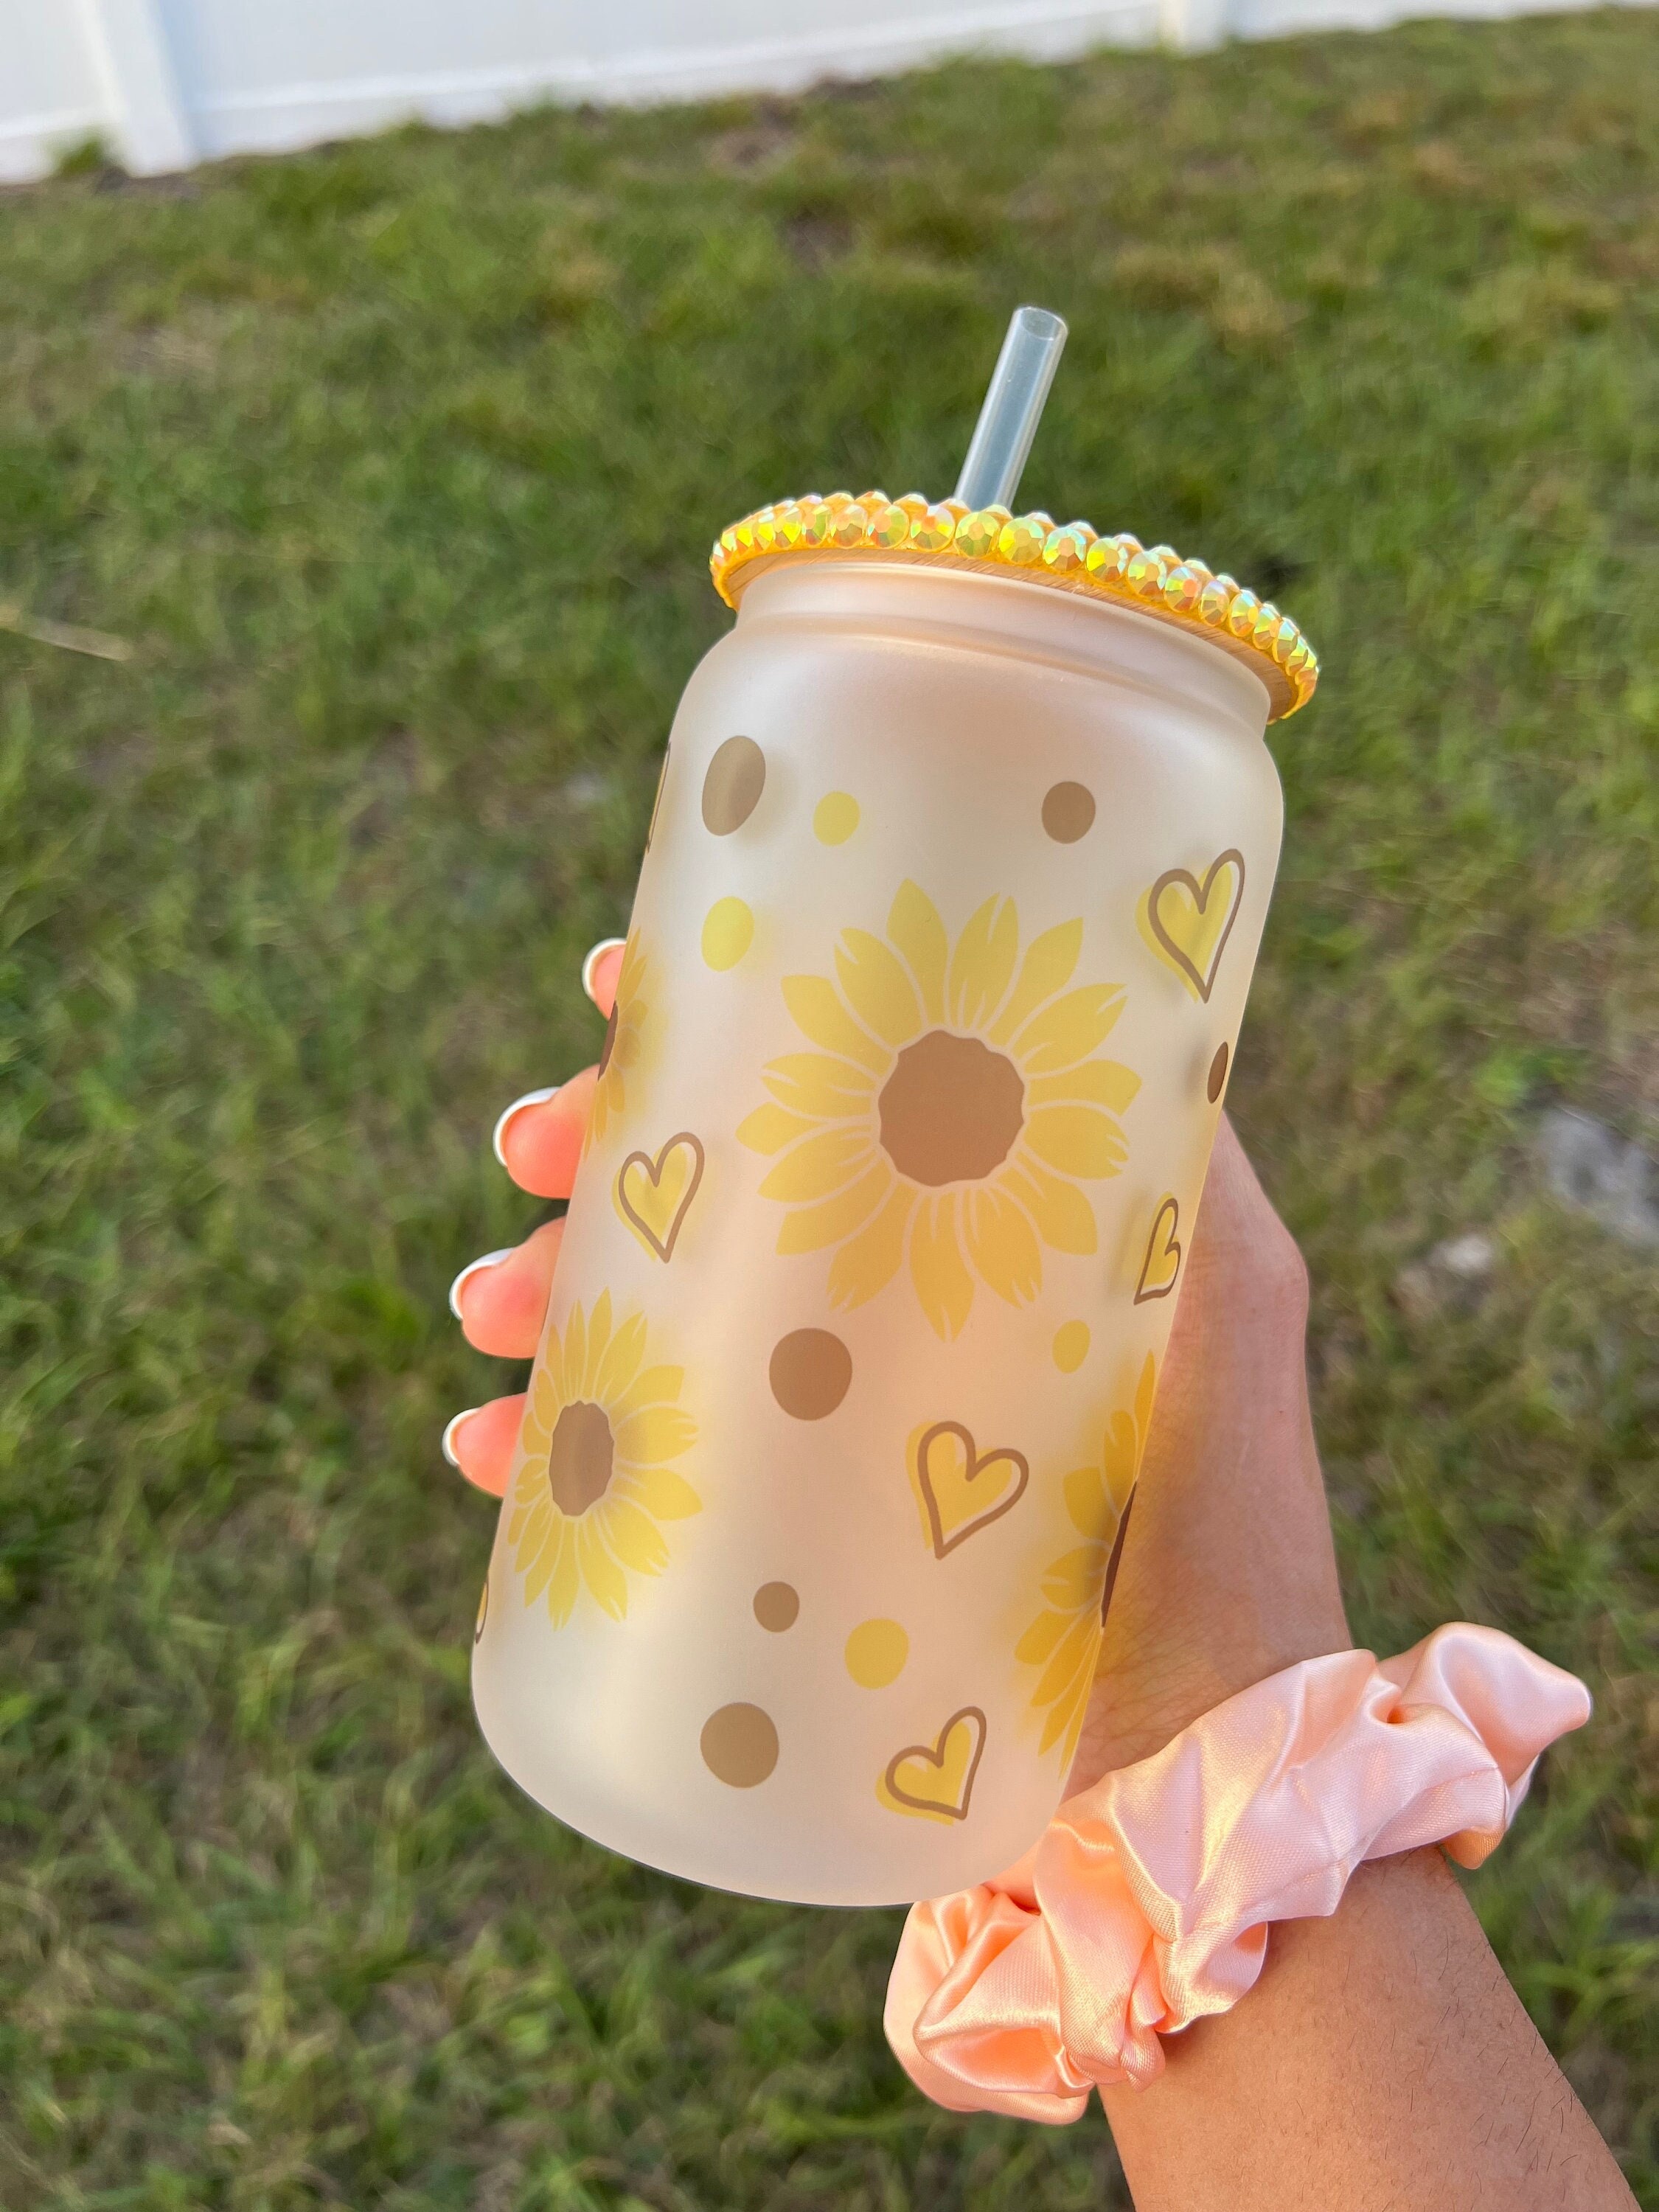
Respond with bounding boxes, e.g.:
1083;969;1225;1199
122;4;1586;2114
1;0;1647;182
158;0;1162;162
1;3;104;180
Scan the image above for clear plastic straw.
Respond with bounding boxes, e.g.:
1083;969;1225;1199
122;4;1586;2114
953;305;1068;512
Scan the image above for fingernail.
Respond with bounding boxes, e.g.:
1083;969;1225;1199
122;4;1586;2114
442;1408;479;1470
581;936;627;1005
492;1086;560;1167
448;1248;516;1321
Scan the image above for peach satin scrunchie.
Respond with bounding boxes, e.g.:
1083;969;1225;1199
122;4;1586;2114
886;1624;1591;2125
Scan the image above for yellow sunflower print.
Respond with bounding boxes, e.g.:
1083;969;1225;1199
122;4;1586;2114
737;882;1139;1338
1016;1354;1155;1767
508;1292;699;1626
587;932;650;1151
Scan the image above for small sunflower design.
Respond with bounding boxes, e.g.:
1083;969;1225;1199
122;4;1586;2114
1016;1354;1155;1767
737;882;1139;1338
508;1292;699;1626
587;931;650;1152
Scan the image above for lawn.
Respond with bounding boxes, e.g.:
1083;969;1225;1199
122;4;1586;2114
2;11;1657;2205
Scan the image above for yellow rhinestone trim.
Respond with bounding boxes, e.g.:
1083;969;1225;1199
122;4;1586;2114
711;492;1318;721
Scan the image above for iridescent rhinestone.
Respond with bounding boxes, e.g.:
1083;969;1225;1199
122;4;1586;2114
703;498;1318;718
953;510;1001;558
1163;564;1203;614
1085;532;1136;582
998;514;1048;564
868;502;911;549
1198;578;1234;626
908;504;956;552
1042;523;1093;573
1227;589;1262;639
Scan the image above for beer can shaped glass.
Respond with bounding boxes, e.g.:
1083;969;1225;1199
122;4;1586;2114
472;499;1318;1906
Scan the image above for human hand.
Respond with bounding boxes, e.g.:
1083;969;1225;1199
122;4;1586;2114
1068;1114;1349;1793
441;938;627;1496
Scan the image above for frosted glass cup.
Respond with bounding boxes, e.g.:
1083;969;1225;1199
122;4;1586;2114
473;548;1290;1906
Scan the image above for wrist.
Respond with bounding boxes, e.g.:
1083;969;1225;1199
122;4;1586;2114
1074;1607;1351;1783
888;1627;1593;2126
1069;1363;1351;1790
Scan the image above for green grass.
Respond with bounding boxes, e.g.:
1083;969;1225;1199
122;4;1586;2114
2;13;1657;2205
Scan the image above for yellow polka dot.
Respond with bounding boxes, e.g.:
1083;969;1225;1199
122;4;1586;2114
845;1618;908;1688
813;792;860;846
701;897;754;970
1052;1321;1090;1374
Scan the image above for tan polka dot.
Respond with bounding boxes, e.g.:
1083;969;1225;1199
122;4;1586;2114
644;742;671;852
702;736;766;834
700;1702;779;1787
768;1329;852;1420
845;1618;908;1688
1101;1489;1135;1625
879;1031;1023;1186
546;1402;614;1515
1207;1041;1230;1103
1052;1321;1090;1374
701;897;754;970
753;1581;799;1632
1042;781;1096;843
813;791;860;845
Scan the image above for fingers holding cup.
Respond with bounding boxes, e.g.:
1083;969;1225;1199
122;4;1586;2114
581;935;627;1017
442;1395;527;1498
452;934;622;1498
450;1217;566;1357
493;1063;598;1197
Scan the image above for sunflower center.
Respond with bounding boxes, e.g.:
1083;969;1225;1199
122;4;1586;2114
546;1401;615;1516
877;1029;1025;1188
597;1003;619;1079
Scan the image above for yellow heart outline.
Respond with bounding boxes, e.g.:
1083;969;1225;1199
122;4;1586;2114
1143;848;1246;1004
615;1131;706;1262
881;1706;987;1823
1134;1194;1182;1304
913;1421;1030;1559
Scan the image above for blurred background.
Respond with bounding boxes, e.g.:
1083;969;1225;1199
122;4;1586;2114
1;0;1635;182
2;5;1657;2208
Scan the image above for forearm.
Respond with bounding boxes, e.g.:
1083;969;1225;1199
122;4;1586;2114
1053;1125;1627;2208
1102;1847;1635;2212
